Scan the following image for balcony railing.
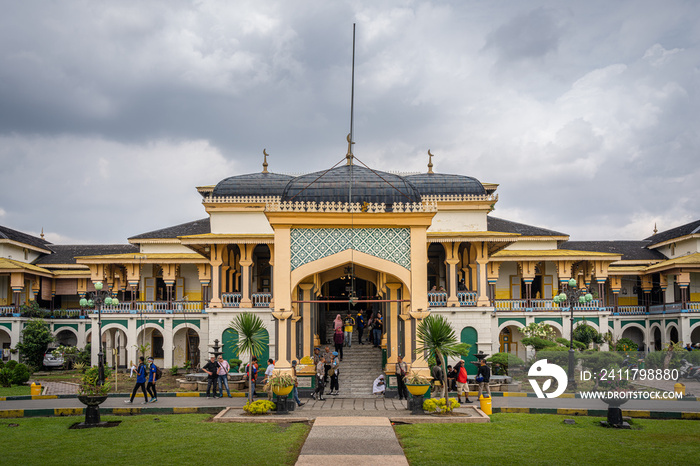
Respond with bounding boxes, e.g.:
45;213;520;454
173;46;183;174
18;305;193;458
252;293;272;307
457;291;477;306
222;293;242;308
494;299;603;311
428;292;448;307
612;305;647;315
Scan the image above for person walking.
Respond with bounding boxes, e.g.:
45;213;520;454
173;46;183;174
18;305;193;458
217;355;232;398
263;358;275;401
329;352;341;395
343;312;355;347
455;360;472;403
333;327;344;360
476;359;491;399
395;355;408;401
356;310;365;345
146;356;158;403
312;356;326;401
202;355;219;399
372;314;383;348
322;346;332;383
333;314;343;331
291;360;304;407
125;356;148;404
245;357;259;397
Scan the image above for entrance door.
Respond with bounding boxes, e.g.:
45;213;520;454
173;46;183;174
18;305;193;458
499;327;517;354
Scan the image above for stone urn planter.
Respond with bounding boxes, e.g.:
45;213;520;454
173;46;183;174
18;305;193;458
406;384;430;415
601;394;630;428
78;395;108;426
272;385;294;397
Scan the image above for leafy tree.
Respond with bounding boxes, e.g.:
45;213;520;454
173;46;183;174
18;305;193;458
519;322;556;341
15;318;54;369
230;313;268;403
415;314;464;402
573;321;604;347
579;351;624;389
556;337;587;351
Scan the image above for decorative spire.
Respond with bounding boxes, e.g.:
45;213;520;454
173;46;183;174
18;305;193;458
40;227;44;239
346;133;354;165
262;149;269;173
428;149;434;174
653;223;658;235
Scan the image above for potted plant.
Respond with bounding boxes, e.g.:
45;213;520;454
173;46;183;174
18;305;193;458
267;370;296;397
404;371;431;397
77;366;111;427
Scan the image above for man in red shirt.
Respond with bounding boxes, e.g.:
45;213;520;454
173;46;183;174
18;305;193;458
454;360;473;403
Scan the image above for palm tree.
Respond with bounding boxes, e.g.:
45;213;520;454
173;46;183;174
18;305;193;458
230;313;267;403
414;314;466;403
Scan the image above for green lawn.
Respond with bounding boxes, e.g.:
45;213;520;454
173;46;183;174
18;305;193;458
0;385;31;396
395;414;700;465
3;414;310;465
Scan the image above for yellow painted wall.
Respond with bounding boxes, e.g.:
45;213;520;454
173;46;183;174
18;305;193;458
618;297;638;305
691;293;700;301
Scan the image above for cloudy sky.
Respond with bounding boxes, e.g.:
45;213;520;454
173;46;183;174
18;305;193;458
1;0;698;244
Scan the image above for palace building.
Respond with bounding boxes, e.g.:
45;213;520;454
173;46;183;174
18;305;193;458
2;147;700;379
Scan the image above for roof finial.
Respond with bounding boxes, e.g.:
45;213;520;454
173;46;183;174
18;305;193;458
346;133;354;165
40;227;44;239
427;149;434;174
262;149;269;174
653;222;658;235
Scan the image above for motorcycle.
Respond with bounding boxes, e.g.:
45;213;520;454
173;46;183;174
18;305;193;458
676;359;700;381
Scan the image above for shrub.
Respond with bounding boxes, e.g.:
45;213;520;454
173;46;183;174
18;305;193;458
11;363;31;385
573;321;604;346
170;366;180;376
521;337;557;351
5;360;18;370
486;352;524;375
243;400;276;415
615;338;638;353
423;397;460;414
0;367;12;387
78;366;111;396
556;338;587;351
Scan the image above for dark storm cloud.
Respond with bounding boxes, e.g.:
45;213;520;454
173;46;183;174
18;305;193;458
0;1;698;243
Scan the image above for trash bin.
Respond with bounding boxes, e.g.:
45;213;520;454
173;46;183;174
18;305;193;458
30;382;42;396
479;394;492;415
674;383;685;396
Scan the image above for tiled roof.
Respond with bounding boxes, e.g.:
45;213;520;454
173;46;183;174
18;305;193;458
37;245;139;265
403;173;486;196
644;219;700;246
559;241;666;261
129;218;210;240
0;224;52;250
487;216;567;237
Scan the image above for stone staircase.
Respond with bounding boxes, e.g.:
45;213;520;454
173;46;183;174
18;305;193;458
324;314;384;398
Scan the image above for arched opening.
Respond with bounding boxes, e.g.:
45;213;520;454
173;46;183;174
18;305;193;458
55;329;77;347
668;326;679;344
499;325;525;360
652;326;662;351
173;327;200;369
101;326;127;369
621;326;646;351
0;328;11;361
137;327;165;364
691;325;700;345
460;326;478;375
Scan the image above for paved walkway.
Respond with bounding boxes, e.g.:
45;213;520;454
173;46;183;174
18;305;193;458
38;381;79;396
296;417;408;466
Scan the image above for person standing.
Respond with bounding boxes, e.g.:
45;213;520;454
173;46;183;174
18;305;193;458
476;359;491;399
395;355;408;401
125;356;148;404
333;327;344;360
333;314;343;331
455;360;472;403
217;356;232;398
431;358;445;399
329;352;341;395
322;346;332;383
203;355;219;399
312;356;326;401
356;310;365;345
343;313;355;347
291;360;304;407
263;358;275;401
146;356;158;403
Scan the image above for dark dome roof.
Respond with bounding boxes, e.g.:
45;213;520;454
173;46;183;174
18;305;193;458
403;173;486;196
281;165;421;205
212;172;294;197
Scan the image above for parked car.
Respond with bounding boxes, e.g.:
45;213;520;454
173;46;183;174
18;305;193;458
43;348;64;370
